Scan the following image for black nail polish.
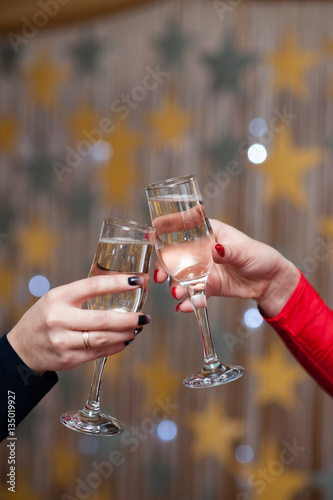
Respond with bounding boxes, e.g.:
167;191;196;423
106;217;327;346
134;327;143;336
124;338;135;346
138;314;151;326
128;276;142;286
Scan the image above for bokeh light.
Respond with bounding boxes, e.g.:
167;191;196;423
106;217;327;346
247;143;267;164
157;420;178;441
28;275;50;297
235;444;254;464
249;118;268;137
92;141;113;161
244;308;264;328
78;436;99;455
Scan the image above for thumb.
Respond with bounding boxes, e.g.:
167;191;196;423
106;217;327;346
212;242;240;266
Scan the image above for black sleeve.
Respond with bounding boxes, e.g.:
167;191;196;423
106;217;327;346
0;333;58;442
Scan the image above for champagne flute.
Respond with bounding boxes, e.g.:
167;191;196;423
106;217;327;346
146;175;244;388
60;218;155;435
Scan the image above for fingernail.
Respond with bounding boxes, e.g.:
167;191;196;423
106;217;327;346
128;276;143;286
154;269;159;284
215;243;225;257
175;303;181;312
138;314;151;326
134;327;143;336
171;287;177;299
124;339;135;346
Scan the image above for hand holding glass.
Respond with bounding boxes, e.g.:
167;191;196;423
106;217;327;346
60;218;154;435
146;175;244;388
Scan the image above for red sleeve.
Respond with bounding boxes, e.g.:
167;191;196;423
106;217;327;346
261;272;333;397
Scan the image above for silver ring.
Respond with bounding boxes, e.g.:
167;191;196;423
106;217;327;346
83;331;90;350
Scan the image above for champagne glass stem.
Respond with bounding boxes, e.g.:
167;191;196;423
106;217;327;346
187;283;224;372
82;357;107;417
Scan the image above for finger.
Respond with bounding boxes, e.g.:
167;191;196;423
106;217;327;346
154;261;169;284
175;297;193;313
153;205;204;236
59;307;151;332
169;278;187;301
50;274;145;305
212;242;241;266
65;340;129;370
75;329;139;351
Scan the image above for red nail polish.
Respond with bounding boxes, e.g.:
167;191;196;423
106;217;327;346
175;303;180;312
154;269;159;284
215;243;225;257
171;287;177;299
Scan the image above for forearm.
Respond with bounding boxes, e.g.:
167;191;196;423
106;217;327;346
0;334;58;441
259;273;333;396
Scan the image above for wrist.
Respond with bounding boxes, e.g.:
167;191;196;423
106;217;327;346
7;329;45;376
257;259;300;319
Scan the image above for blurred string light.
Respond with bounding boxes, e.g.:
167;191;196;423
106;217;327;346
29;275;50;297
235;444;254;464
247;143;267;164
243;308;264;328
92;141;113;162
249;118;268;137
157;420;178;441
78;436;99;455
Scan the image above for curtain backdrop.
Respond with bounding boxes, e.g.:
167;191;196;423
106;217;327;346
1;1;333;499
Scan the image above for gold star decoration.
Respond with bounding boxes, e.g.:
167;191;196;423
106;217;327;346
135;347;181;413
98;119;142;206
0;115;17;154
15;219;58;269
249;125;323;208
318;216;333;237
239;438;308;500
188;399;245;467
266;33;319;97
69;106;102;142
99;349;126;381
51;442;82;489
0;265;17;303
0;476;42;500
146;93;194;149
249;340;306;410
25;50;68;108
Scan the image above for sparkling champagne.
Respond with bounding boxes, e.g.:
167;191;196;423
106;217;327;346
148;195;215;283
87;237;153;312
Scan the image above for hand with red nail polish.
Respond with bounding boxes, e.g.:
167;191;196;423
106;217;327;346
206;219;300;318
153;219;299;318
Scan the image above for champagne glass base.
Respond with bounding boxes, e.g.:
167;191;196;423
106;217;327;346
183;364;245;388
60;410;124;436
